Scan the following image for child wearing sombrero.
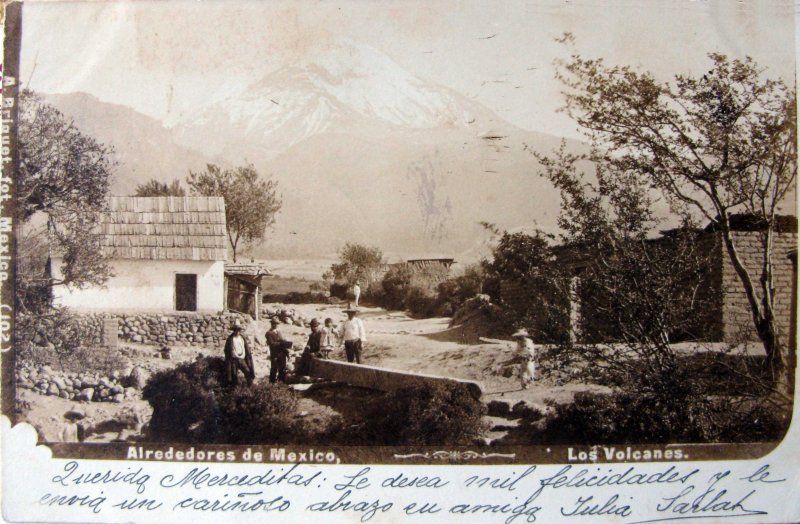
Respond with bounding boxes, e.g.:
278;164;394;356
512;328;536;389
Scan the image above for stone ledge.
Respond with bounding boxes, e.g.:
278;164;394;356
308;358;483;400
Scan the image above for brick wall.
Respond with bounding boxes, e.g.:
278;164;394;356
720;230;797;345
498;228;796;346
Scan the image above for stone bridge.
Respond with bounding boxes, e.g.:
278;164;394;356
307;358;483;400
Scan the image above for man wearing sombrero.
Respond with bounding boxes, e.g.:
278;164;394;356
224;319;255;386
338;307;367;364
513;328;536;389
266;317;291;383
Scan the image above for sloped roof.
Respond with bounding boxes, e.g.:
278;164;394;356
225;261;273;277
100;196;227;261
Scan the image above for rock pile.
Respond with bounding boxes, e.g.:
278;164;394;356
15;363;150;403
74;312;251;348
261;305;311;328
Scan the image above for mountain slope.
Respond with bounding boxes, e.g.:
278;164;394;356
44;92;214;196
42;42;586;260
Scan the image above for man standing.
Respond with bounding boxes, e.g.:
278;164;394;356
338;308;366;364
266;317;291;383
512;328;536;390
352;281;361;308
224;319;255;386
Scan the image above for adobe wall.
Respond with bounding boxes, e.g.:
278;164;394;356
721;230;797;345
52;259;225;312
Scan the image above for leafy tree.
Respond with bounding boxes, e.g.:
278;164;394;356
324;243;384;288
532;145;731;423
17;89;115;310
134;178;186;196
480;230;570;341
551;42;796;394
187;163;282;262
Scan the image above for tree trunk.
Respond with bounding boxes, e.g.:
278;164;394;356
717;216;788;396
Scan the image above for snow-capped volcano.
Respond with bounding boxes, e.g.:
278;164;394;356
45;41;586;259
170;41;490;158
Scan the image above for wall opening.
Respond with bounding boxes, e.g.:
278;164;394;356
176;273;198;311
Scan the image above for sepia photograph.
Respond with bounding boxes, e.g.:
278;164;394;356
4;0;797;460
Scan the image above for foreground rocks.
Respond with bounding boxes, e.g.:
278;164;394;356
16;363;146;403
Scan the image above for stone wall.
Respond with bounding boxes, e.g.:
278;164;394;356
721;230;797;345
74;311;251;348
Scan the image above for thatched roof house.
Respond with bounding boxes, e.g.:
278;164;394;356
53;196;228;312
100;196;227;261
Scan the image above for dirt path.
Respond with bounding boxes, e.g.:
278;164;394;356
258;303;609;408
18;302;606;443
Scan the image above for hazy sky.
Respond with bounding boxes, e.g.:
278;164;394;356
20;0;797;139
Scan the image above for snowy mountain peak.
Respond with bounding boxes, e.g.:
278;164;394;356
170;41;487;158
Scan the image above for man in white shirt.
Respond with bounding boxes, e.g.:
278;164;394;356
338;308;366;364
512;328;536;389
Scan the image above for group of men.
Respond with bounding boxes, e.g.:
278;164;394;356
223;307;367;386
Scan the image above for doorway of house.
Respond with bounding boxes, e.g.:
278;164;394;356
176;273;198;311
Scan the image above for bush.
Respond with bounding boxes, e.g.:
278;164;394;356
436;264;485;313
262;291;330;304
404;287;440;318
357;382;487;445
540;391;790;444
143;357;226;442
17;308;82;367
216;383;299;444
142;356;302;444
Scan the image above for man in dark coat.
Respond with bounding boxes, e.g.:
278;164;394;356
266;317;292;383
297;318;322;375
224;319;255;386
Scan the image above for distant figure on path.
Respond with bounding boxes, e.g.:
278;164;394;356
338;308;367;364
266;317;291;383
353;281;361;307
297;318;323;375
224;319;255;386
320;317;337;359
513;328;536;389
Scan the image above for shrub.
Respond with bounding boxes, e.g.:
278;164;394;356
262;291;330;304
436;264;485;312
540;391;790;444
17;308;82;368
215;383;299;444
374;265;410;309
403;287;439;318
143;357;226;442
357;382;487;445
142;356;302;444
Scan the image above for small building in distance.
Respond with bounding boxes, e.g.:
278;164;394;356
224;261;273;320
52;196;227;312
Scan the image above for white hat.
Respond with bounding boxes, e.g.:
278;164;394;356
511;328;530;338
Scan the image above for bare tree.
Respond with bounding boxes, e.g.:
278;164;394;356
553;44;796;392
187;163;282;262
